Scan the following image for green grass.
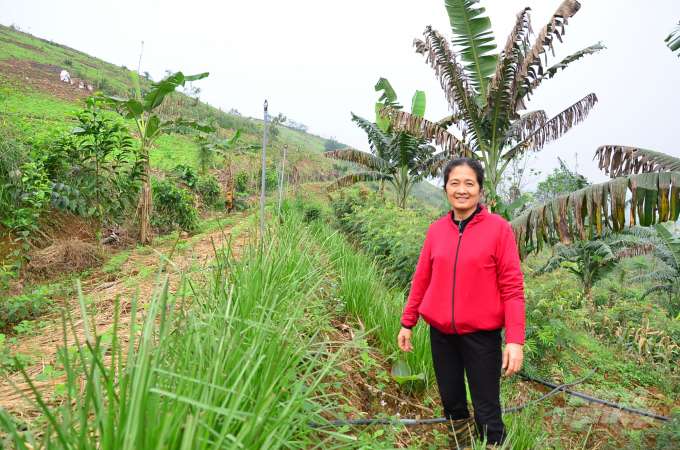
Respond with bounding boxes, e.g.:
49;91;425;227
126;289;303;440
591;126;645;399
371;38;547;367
0;216;396;448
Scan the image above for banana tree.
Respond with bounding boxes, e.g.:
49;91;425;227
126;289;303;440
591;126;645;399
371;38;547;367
378;0;603;210
101;71;214;244
511;149;680;257
195;130;259;210
631;224;680;318
325;78;435;208
534;227;654;299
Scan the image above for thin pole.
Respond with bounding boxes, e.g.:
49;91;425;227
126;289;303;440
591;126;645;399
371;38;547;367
277;144;287;224
260;100;268;240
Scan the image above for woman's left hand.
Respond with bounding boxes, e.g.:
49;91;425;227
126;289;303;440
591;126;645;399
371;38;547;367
502;343;523;377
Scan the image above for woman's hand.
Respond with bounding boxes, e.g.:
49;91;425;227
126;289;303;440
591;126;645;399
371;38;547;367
502;343;523;377
398;327;414;352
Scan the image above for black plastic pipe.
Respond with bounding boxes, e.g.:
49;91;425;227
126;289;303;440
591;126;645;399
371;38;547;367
518;372;674;422
304;366;675;428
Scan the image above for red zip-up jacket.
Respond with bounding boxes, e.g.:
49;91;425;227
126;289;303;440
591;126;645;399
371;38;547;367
401;205;525;344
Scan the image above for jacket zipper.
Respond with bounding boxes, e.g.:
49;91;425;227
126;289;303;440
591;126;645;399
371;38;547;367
451;222;463;334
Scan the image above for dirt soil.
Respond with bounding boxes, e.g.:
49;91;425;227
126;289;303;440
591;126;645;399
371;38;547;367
0;58;92;104
0;219;250;424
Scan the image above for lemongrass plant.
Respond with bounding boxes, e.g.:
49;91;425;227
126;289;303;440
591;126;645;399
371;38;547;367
0;219;387;449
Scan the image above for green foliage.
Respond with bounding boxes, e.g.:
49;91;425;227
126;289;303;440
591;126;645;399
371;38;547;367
255;165;278;191
234;168;250;193
331;193;433;288
531;157;589;207
323;136;345;153
391;360;425;386
195;175;222;209
0;215;392;449
65;99;144;234
0;288;52;328
666;22;680;56
172;163;198;189
535;227;653;294
150;179;198;232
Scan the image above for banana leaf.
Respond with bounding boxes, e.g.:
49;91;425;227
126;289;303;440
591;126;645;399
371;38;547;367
510;172;680;257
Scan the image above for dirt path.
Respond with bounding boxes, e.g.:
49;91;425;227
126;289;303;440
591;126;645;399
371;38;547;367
0;215;252;423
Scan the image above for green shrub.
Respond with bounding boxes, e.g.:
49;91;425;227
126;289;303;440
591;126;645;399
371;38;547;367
234;168;249;193
172;163;199;189
196;175;222;209
254;165;278;191
0;288;52;328
332;195;433;289
151;179;198;232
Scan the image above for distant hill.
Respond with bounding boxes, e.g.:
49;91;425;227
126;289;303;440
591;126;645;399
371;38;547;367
0;24;440;210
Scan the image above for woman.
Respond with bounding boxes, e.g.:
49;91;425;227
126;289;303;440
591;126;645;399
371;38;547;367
397;158;525;449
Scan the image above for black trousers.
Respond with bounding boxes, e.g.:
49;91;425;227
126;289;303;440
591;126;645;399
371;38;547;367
430;326;505;445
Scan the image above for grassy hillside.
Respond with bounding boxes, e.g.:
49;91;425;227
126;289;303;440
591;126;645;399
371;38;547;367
0;24;343;181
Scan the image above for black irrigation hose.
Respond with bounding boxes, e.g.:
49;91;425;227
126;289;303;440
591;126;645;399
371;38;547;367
305;365;675;428
519;372;675;422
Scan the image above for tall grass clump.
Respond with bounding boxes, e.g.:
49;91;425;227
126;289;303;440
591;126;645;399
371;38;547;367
0;220;386;448
287;202;435;386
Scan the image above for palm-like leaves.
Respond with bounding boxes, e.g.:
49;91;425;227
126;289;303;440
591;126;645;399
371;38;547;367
666;22;680;56
510;172;680;257
383;1;603;190
630;224;680;309
444;0;498;103
594;146;680;178
534;227;653;294
325;148;394;173
324;114;436;208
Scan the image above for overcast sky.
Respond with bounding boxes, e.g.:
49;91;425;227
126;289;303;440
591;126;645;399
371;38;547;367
2;0;679;189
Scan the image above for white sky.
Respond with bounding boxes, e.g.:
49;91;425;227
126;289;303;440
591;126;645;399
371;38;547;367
2;0;679;189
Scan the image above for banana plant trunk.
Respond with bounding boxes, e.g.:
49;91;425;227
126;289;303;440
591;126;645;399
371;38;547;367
139;158;152;245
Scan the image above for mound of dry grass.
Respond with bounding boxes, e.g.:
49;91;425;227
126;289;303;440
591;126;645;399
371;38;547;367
28;239;105;274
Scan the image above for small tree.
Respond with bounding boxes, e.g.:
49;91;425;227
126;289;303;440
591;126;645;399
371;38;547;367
534;227;654;300
325;78;436;209
68;97;143;246
101;71;214;244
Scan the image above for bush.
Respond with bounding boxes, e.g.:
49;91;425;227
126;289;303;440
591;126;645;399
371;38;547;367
173;164;199;189
331;194;432;288
196;175;222;209
151;180;198;232
234;169;249;193
254;165;278;191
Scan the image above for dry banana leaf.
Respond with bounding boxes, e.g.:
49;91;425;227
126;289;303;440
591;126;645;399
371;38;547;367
594;146;680;178
325;171;390;192
379;106;471;158
510;172;680;257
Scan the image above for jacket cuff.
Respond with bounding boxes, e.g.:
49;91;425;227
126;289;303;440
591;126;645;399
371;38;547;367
505;328;525;345
401;322;413;330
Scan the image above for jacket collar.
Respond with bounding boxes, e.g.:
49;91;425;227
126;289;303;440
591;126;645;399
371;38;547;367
447;204;487;232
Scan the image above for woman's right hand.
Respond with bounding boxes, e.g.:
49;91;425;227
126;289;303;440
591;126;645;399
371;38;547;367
398;327;414;352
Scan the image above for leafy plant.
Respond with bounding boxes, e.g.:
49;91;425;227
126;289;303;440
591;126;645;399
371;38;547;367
666;21;680;56
631;223;680;318
0;288;53;328
391;360;425;386
534;227;654;298
379;0;602;204
100;70;214;244
150;179;198;232
325;78;436;209
172;163;198;189
196;175;222;209
234;168;250;193
66;98;143;243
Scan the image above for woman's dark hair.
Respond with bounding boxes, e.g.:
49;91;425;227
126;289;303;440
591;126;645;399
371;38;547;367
442;157;484;191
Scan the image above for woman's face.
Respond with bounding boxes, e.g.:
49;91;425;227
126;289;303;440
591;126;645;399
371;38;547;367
445;165;481;213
